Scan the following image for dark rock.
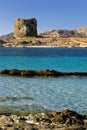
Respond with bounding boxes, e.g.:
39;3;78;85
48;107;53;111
1;69;87;77
61;109;84;125
0;69;9;74
64;126;86;130
0;40;5;44
20;41;29;44
50;109;84;125
21;70;36;76
37;69;60;76
31;128;38;130
14;18;37;37
9;69;21;75
50;111;65;124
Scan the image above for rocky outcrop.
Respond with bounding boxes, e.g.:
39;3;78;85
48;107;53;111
1;69;87;77
14;18;37;37
0;109;86;130
50;109;85;125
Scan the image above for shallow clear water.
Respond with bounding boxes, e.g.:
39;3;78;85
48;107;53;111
0;76;87;113
0;47;87;113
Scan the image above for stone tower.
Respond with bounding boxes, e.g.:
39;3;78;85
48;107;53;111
14;18;37;37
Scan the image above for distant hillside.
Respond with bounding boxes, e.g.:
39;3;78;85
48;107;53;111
40;26;87;38
0;33;13;39
1;26;87;39
75;26;87;36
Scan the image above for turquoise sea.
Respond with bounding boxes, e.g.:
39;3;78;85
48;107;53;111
0;47;87;113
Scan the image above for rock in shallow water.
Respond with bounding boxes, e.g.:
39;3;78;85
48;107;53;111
1;69;87;77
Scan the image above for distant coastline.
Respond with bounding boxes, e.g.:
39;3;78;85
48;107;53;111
1;18;87;48
1;37;87;48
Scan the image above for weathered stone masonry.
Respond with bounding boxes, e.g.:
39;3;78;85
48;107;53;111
14;18;37;37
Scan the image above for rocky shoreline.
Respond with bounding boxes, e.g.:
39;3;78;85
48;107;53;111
0;69;87;129
1;37;87;48
1;69;87;77
0;109;86;130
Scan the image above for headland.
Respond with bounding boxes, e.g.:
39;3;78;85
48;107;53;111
1;18;87;48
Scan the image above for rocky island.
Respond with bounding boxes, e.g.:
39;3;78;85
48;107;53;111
1;18;87;47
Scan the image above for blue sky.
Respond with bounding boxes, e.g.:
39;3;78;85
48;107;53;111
0;0;87;35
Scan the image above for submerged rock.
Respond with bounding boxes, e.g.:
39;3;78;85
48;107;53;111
1;69;87;77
